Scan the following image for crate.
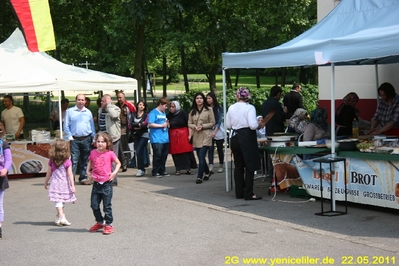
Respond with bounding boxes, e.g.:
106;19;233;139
289;185;312;199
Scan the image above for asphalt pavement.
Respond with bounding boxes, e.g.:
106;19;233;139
2;153;399;266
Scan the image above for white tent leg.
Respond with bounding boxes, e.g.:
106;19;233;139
223;68;230;192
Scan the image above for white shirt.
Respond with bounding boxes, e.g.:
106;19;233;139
1;106;24;135
226;102;258;137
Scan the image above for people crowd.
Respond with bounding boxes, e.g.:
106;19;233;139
2;81;398;237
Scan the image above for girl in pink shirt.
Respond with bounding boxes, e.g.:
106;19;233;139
86;132;121;235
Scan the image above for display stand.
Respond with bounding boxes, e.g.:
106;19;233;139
313;157;348;216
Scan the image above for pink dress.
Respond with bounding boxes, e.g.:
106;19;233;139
48;159;76;203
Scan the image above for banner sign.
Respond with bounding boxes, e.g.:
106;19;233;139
293;155;399;209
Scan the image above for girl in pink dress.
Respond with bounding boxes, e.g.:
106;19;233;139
44;139;76;226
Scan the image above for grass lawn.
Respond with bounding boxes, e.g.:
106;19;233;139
153;74;279;95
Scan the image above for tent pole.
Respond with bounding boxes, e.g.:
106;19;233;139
375;64;379;99
331;63;336;155
223;68;230;192
58;91;62;139
331;63;337;211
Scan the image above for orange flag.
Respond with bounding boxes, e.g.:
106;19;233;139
9;0;56;52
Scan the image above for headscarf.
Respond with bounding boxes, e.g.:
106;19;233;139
336;92;359;117
236;87;251;102
171;100;181;115
310;107;328;131
288;108;308;134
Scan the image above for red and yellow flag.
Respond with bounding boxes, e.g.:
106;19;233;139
9;0;56;52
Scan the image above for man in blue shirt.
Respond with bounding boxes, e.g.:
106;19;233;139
148;97;170;177
64;94;96;185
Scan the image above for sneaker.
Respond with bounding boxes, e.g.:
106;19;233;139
60;215;71;226
152;173;161;178
103;225;114;235
162;172;170;177
136;169;145;177
209;164;214;174
89;222;104;232
218;164;224;173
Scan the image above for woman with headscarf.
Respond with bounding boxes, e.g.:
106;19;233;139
335;92;359;137
303;107;331;141
287;108;308;134
226;87;262;200
167;101;197;175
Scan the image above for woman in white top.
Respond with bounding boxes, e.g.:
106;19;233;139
226;87;262;200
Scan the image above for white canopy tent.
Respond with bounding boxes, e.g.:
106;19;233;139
0;28;138;93
221;0;399;193
0;28;138;137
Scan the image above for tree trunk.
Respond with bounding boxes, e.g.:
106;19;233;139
134;23;145;100
180;45;189;93
235;69;240;87
281;67;286;87
208;67;217;92
299;67;309;84
179;12;189;93
225;69;232;90
256;69;260;88
162;55;167;97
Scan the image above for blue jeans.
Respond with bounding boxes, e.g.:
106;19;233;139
70;136;92;182
151;143;169;176
129;141;150;168
196;146;210;179
91;181;113;225
134;137;149;171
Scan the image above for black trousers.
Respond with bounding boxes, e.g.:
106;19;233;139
230;135;255;199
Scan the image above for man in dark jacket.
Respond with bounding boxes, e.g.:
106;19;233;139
283;83;303;119
262;85;287;136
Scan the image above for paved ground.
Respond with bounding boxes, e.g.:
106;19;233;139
2;153;399;266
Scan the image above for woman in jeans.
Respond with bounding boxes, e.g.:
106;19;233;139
206;92;225;173
188;92;215;184
131;100;149;177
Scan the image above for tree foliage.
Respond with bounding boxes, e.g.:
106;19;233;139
1;0;317;94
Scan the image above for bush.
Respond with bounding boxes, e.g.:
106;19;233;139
175;83;319;117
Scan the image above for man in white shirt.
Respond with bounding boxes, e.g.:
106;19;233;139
1;95;25;139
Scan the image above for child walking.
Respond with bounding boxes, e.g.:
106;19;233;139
87;132;121;235
0;122;12;239
44;139;76;226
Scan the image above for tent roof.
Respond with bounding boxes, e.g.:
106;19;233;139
0;28;137;93
222;0;399;69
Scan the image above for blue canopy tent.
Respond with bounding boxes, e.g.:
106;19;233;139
221;0;399;195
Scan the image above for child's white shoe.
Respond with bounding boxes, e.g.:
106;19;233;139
60;215;71;226
55;216;62;226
